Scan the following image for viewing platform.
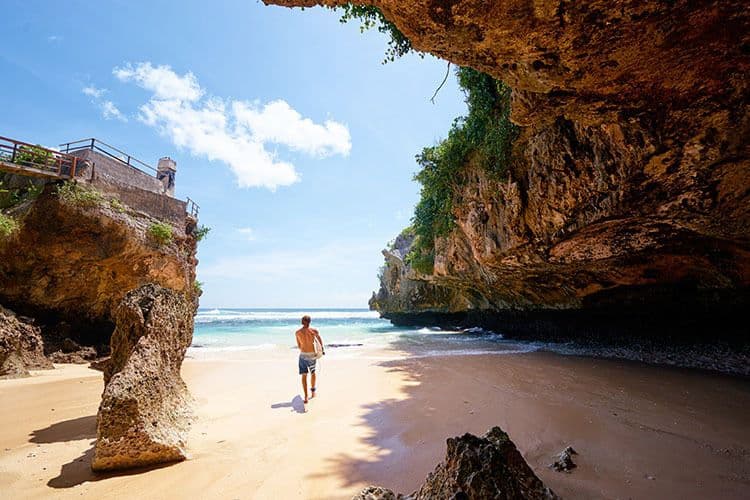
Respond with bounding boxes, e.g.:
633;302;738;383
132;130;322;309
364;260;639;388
1;135;199;222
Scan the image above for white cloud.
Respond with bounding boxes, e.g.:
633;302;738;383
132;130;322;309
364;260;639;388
237;227;256;241
114;62;202;102
82;85;105;99
233;100;351;157
47;35;62;43
101;101;127;122
82;86;127;122
113;62;352;190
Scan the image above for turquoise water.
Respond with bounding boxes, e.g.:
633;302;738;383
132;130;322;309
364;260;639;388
191;308;535;357
190;308;750;374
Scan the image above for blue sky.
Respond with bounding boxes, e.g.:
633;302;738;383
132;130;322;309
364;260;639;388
0;0;466;307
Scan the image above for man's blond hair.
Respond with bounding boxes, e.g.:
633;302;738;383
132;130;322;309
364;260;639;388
301;315;311;325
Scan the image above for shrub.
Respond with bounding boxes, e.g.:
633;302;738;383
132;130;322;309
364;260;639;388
147;222;174;246
331;5;420;63
193;225;210;242
15;144;52;167
406;67;519;272
0;213;19;239
109;198;126;213
56;181;104;207
0;180;45;209
193;280;203;296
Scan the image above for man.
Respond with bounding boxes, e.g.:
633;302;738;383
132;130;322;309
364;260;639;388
295;315;324;404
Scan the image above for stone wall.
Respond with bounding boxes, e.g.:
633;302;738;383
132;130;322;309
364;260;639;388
67;149;187;224
91;177;187;225
72;149;165;195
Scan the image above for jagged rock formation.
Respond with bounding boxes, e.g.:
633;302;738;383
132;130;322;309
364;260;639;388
353;427;557;500
93;284;195;471
1;178;200;469
266;1;750;339
371;229;469;314
0;306;53;378
0;182;198;346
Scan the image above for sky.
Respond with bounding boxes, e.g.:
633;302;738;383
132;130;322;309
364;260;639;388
0;0;467;308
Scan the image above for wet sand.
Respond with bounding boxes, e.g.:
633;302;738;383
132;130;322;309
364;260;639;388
0;350;748;499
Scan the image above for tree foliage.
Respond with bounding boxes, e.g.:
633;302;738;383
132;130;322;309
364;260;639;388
332;5;421;63
334;6;519;275
406;67;519;274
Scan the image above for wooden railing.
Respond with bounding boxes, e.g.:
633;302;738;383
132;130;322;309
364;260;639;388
59;138;157;176
0;136;88;179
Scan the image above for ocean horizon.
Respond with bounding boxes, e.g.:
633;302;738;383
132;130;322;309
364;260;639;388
191;307;750;375
190;307;534;358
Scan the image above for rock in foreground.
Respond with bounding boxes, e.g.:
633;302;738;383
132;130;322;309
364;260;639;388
93;284;195;471
0;306;53;378
354;427;557;500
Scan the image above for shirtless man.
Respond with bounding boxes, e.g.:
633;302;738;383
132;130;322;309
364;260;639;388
296;315;324;404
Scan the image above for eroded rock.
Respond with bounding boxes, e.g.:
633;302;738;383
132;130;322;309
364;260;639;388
92;284;195;471
0;306;53;378
267;1;750;348
354;427;557;500
353;486;398;500
549;446;578;472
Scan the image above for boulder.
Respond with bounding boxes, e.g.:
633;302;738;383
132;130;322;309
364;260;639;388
353;427;557;500
413;427;558;499
92;284;195;471
549;446;578;473
0;306;53;378
353;486;398;500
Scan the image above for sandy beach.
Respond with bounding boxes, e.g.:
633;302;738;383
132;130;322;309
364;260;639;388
1;349;749;499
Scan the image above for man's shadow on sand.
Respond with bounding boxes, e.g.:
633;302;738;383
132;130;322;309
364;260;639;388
271;395;306;414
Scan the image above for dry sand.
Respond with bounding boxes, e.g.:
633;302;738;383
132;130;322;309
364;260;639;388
1;349;749;499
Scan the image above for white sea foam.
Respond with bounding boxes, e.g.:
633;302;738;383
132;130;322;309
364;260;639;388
195;309;380;323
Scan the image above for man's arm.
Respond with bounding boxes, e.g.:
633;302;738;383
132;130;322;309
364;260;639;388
295;330;302;350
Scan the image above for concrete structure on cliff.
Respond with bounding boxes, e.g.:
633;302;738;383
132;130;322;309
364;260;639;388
0;136;198;224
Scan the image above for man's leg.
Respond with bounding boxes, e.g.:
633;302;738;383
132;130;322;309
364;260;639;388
310;371;317;398
301;373;308;403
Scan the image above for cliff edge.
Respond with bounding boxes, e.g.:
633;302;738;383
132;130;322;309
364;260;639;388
267;1;750;341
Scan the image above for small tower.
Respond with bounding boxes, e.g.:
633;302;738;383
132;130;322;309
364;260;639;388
157;157;177;197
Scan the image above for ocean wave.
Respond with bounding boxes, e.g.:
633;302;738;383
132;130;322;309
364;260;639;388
195;309;381;323
188;342;279;352
416;327;464;334
408;346;539;358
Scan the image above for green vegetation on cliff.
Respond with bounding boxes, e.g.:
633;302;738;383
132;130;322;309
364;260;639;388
0;213;19;239
408;67;518;274
331;5;419;63
336;6;518;274
148;222;174;246
56;181;105;207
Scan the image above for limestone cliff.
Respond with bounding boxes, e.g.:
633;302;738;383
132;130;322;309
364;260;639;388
0;181;199;347
1;178;200;469
267;1;750;338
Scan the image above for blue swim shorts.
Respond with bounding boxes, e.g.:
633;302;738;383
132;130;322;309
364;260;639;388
298;354;316;375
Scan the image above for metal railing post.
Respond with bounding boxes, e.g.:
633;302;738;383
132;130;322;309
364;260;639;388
11;144;17;162
90;138;95;150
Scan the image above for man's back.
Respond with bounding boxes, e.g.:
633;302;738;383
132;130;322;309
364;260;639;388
296;327;318;353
